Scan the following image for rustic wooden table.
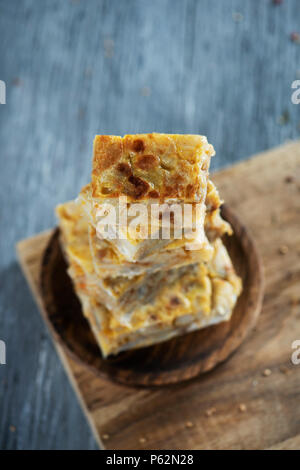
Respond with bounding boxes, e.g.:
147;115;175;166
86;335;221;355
0;0;300;450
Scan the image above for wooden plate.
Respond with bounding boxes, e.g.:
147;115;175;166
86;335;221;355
40;205;263;387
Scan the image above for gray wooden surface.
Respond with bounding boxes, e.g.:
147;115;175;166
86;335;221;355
0;0;300;450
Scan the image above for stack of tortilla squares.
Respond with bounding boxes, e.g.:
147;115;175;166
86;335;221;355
56;134;242;357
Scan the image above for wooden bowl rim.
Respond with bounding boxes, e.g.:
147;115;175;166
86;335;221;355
40;204;264;387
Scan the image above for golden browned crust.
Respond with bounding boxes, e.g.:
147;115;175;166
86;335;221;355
92;134;215;201
206;179;222;211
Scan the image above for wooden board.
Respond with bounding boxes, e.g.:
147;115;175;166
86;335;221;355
16;141;300;450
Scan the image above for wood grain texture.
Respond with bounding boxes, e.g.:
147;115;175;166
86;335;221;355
39;206;263;386
17;141;300;450
1;0;300;449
